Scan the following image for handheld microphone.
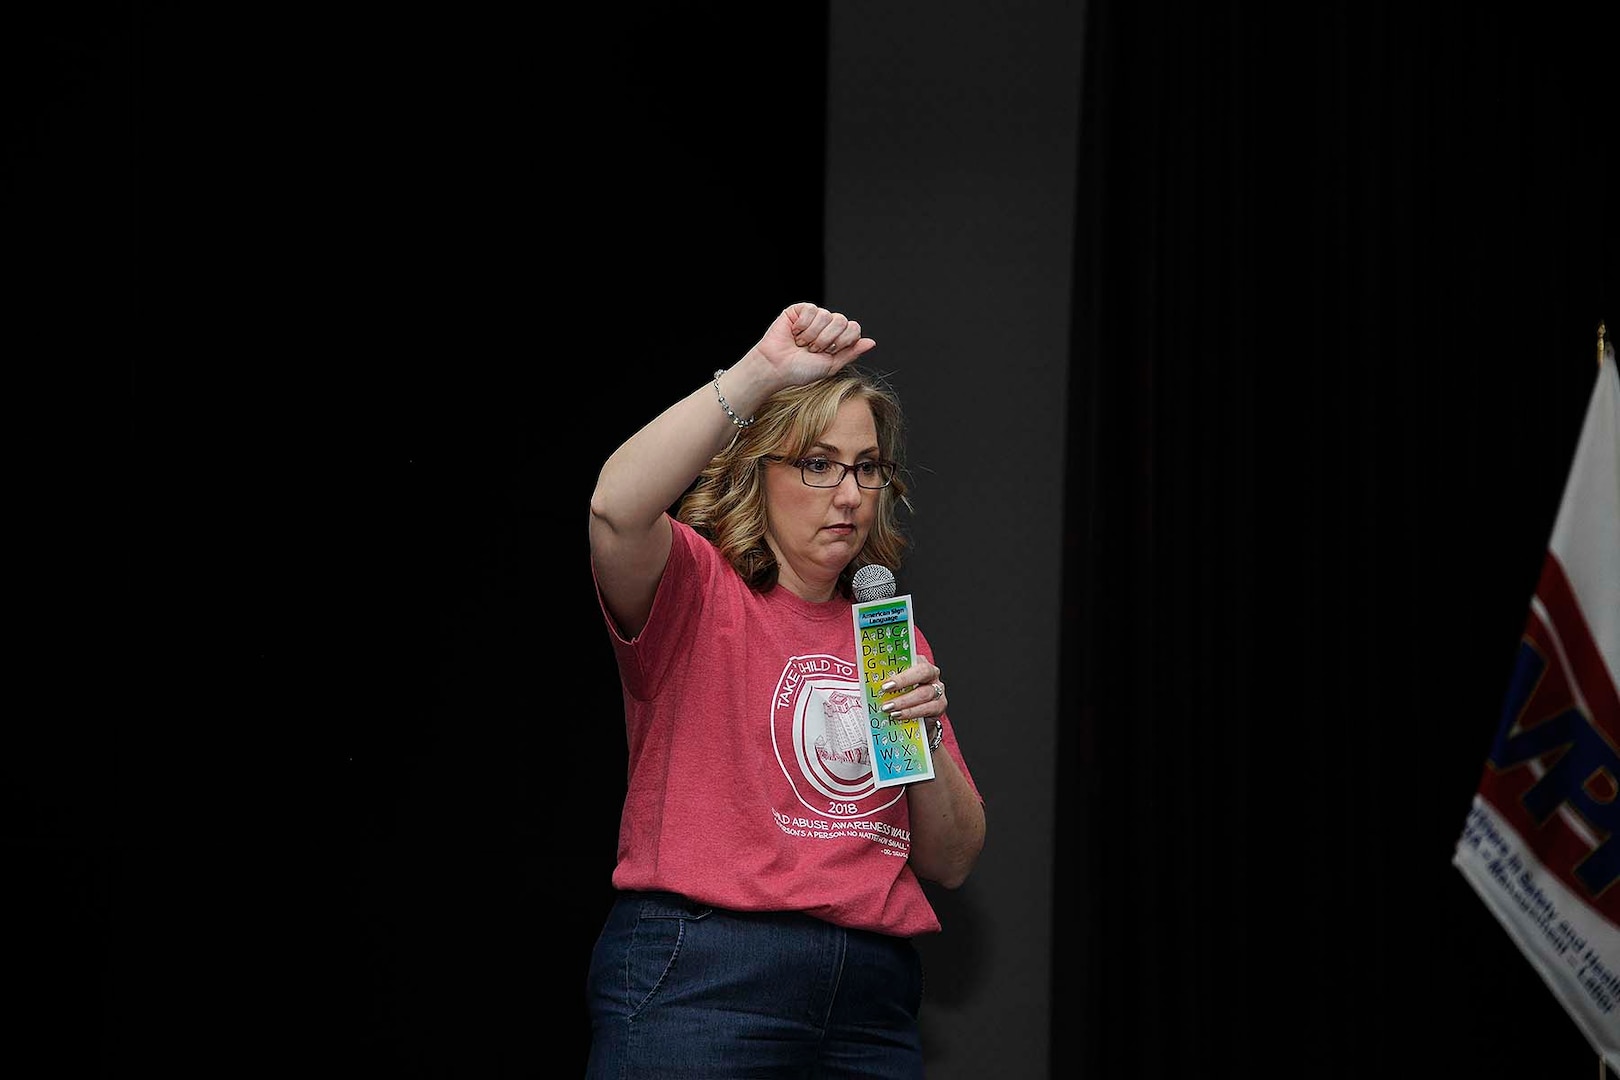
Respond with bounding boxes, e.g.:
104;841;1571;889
850;564;935;787
852;564;896;602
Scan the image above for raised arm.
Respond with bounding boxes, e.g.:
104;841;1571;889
587;302;876;638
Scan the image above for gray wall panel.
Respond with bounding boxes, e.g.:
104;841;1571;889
826;4;1088;1076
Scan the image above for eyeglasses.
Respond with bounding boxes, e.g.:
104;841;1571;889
777;456;898;489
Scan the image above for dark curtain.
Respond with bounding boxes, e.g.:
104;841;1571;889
319;9;829;1078
84;4;826;1077
1058;2;1616;1076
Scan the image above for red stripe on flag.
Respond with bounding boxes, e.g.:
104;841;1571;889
1538;553;1620;742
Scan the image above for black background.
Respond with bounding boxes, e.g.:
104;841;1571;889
9;2;1618;1077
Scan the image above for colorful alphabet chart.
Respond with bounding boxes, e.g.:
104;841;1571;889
852;593;935;788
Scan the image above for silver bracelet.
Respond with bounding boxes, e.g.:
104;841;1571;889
712;369;757;428
929;718;945;752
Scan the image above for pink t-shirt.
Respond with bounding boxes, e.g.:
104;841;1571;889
595;517;980;937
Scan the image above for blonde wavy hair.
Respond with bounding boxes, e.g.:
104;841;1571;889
678;366;913;597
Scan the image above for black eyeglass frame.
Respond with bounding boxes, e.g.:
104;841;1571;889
769;455;899;490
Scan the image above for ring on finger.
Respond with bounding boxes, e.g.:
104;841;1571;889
932;682;944;699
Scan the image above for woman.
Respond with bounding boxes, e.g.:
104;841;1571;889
585;302;986;1078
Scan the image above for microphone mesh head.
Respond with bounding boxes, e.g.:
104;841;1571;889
852;564;896;602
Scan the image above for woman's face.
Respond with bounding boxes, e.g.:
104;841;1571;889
762;397;881;603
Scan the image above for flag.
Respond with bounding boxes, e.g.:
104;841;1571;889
1454;339;1620;1066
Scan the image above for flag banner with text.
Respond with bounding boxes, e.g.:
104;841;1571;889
1455;342;1620;1067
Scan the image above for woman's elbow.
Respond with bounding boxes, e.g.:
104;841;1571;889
922;826;985;890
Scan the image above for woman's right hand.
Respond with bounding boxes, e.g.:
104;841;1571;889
749;302;878;388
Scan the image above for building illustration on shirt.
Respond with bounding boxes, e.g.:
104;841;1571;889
819;690;871;769
771;653;905;816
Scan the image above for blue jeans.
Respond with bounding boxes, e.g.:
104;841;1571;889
585;891;925;1079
